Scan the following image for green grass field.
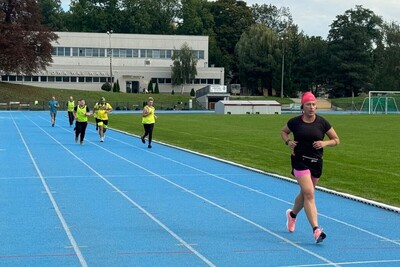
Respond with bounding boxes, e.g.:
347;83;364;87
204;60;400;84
1;82;399;208
106;113;400;208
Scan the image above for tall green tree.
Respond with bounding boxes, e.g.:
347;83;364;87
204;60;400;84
250;3;292;34
209;0;254;83
328;5;383;97
177;0;214;35
119;0;179;34
293;36;330;96
67;0;123;32
171;42;198;94
374;22;400;90
235;24;280;95
0;0;58;73
38;0;66;31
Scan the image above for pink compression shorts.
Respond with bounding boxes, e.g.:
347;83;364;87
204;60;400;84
293;169;319;180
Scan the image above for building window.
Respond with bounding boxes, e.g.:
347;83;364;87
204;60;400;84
126;49;132;57
119;49;127;58
153;50;160;58
41;76;48;82
73;48;79;56
146;49;153;58
86;48;93;57
48;76;55;82
71;77;77;82
199;50;204;59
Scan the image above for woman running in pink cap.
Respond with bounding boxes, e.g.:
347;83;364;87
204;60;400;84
280;92;340;243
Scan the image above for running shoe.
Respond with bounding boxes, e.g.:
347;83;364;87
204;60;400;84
148;144;152;149
141;136;145;144
286;209;296;232
100;137;104;142
313;227;326;243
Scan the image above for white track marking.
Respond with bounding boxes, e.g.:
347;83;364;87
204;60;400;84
105;133;400;246
11;114;88;267
27;115;216;267
85;140;339;266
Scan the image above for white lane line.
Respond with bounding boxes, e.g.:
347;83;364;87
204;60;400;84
280;258;400;266
107;134;400;246
87;140;339;267
28;115;217;267
12;114;88;267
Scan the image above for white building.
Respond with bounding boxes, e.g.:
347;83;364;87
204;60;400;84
215;100;282;114
0;32;224;93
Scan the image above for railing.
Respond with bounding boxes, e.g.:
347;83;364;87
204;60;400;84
0;100;205;111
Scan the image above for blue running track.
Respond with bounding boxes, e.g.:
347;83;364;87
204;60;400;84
0;111;399;267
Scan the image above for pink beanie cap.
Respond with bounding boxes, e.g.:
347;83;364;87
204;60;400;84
301;92;316;104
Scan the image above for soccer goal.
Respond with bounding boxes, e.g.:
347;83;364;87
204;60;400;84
360;91;400;114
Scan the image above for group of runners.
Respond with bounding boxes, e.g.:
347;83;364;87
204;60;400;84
48;96;156;148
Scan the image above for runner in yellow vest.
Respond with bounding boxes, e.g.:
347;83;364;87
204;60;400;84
66;96;75;127
141;97;157;148
73;99;91;145
93;97;112;142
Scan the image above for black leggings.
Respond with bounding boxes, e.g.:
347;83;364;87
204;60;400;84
75;121;88;142
142;123;155;144
68;111;74;126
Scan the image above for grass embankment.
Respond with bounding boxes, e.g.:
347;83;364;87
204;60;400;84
0;82;198;110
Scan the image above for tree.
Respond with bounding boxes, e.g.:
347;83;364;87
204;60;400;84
209;0;254;83
171;42;198;94
293;35;330;96
147;80;153;93
250;3;292;34
328;5;383;97
119;0;179;34
38;0;66;31
154;82;160;94
374;22;400;90
235;24;280;95
0;0;58;74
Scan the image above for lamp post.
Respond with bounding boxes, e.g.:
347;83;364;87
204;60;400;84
107;30;113;88
280;22;288;98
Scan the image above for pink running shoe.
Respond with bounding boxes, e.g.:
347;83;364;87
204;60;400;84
286;209;296;232
313;227;326;243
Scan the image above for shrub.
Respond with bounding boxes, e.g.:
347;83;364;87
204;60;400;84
102;83;112;91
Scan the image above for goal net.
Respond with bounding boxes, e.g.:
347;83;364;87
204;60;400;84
360;91;400;114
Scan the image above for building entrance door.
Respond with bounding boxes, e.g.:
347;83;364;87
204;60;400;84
126;81;140;93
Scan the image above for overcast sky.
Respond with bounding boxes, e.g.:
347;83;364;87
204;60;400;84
60;0;399;38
